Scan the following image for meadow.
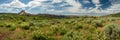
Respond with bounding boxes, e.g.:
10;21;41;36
0;13;120;40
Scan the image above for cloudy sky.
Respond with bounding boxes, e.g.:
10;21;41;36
0;0;120;15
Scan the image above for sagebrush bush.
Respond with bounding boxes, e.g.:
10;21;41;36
31;31;53;40
1;14;120;40
50;25;59;34
6;24;12;28
50;25;68;36
21;25;30;30
84;18;94;23
30;26;39;31
9;26;16;31
0;24;5;27
63;31;95;40
36;23;44;27
96;30;106;40
29;22;35;26
59;27;67;35
92;20;103;28
73;24;83;30
104;23;120;40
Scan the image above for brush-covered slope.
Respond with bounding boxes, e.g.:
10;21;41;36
0;13;120;40
107;13;120;17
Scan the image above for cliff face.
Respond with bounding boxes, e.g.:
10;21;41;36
18;10;27;15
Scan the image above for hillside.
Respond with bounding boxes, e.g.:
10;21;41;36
0;13;81;18
0;13;120;40
107;13;120;17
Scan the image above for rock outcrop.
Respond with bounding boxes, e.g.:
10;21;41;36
18;10;27;15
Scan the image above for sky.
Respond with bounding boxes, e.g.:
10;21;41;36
0;0;120;15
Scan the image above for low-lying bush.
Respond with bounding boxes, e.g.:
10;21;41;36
92;20;103;28
21;25;30;30
104;23;120;40
31;31;53;40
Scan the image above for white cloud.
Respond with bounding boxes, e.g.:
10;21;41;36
52;0;63;3
65;0;81;8
88;0;102;13
0;0;27;12
0;0;26;9
66;7;80;13
27;0;50;10
33;0;48;2
83;0;90;4
10;0;26;8
0;4;10;8
27;1;41;7
110;0;120;4
92;0;100;4
106;4;120;14
47;9;55;12
63;0;82;13
92;0;101;7
0;0;120;15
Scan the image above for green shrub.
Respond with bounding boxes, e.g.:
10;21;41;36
92;20;103;28
29;22;35;26
20;17;26;22
59;28;67;35
0;24;5;27
6;24;12;28
30;26;38;31
31;31;53;40
65;21;71;24
84;18;93;23
63;31;89;40
21;25;30;30
104;23;120;40
73;25;83;30
50;25;59;34
9;16;14;19
96;30;106;40
36;23;44;27
50;25;68;36
9;26;16;31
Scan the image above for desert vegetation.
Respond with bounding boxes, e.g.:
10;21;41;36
0;13;120;40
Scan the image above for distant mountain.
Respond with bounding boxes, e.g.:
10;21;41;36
18;10;27;15
107;13;120;17
0;12;80;18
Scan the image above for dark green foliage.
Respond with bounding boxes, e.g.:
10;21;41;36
9;26;16;31
108;13;120;17
30;26;39;31
29;22;35;26
0;13;120;40
32;34;47;40
6;24;12;28
92;20;103;28
21;25;30;30
50;26;59;34
63;31;96;40
59;28;67;35
73;25;83;30
21;18;26;22
31;31;53;40
96;30;106;40
104;23;120;40
0;24;5;27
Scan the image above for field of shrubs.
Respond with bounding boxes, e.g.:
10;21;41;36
0;14;120;40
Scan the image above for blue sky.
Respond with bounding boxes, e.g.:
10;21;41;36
0;0;120;15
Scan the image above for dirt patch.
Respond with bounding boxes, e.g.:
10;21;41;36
114;20;120;25
0;32;11;40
